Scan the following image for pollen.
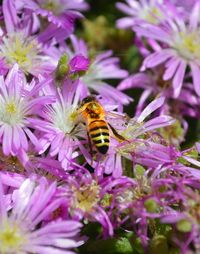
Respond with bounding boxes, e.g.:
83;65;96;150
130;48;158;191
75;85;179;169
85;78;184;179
52;103;78;134
0;222;26;253
0;99;25;126
141;6;164;24
0;32;40;74
73;181;100;212
174;31;200;60
69;110;79;122
10;37;33;65
41;0;62;15
5;102;17;114
139;4;165;25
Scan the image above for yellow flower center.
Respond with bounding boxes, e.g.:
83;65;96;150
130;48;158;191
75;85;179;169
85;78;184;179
142;6;164;24
174;31;200;60
0;223;26;254
69;110;79;123
10;38;33;65
73;181;100;212
5;102;17;114
0;33;40;74
52;103;79;134
41;0;62;15
0;99;25;126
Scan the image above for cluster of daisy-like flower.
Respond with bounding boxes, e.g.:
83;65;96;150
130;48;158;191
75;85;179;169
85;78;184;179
0;0;199;253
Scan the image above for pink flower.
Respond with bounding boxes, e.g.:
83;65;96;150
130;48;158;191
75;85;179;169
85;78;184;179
52;35;131;104
0;64;54;157
134;1;200;97
116;0;169;29
69;54;90;73
17;0;89;43
32;80;83;170
0;176;84;253
1;0;56;76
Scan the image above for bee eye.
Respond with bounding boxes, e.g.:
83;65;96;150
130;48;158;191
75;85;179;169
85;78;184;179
82;96;96;104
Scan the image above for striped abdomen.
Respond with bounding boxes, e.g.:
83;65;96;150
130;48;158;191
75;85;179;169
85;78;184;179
89;120;110;154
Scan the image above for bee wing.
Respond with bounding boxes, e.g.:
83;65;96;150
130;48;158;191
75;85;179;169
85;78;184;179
105;110;130;128
105;110;129;120
116;139;148;155
108;123;126;142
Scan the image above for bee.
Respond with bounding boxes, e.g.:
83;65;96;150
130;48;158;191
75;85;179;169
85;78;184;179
78;96;125;155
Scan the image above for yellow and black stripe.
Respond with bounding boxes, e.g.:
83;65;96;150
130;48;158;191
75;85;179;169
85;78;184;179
89;120;110;154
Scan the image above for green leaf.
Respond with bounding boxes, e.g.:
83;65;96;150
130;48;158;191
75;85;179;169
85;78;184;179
131;237;145;254
115;237;135;254
79;237;134;254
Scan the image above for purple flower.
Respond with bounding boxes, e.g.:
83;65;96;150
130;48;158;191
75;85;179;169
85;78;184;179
118;69;200;120
171;0;197;17
0;64;54;157
62;167;135;237
0;0;60;75
117;97;174;141
69;54;90;74
0;32;54;76
32;80;83;170
64;35;131;104
116;0;174;29
134;1;200;97
19;0;89;43
0;176;84;253
111;162;200;250
94;97;175;176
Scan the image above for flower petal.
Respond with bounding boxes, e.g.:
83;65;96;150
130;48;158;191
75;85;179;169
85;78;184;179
172;60;186;98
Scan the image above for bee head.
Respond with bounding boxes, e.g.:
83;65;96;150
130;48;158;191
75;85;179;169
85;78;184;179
80;96;97;105
78;95;103;117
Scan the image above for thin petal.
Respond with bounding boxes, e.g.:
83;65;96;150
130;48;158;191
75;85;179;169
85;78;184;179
172;60;186;98
24;128;41;151
0;177;6;221
189;1;200;30
141;49;174;70
2;0;18;33
12;126;20;151
163;57;180;80
2;125;12;155
137;97;165;123
191;62;200;96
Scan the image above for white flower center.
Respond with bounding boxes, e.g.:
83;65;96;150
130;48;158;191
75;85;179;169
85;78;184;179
139;4;164;24
0;32;41;74
0;221;27;254
172;30;200;61
0;99;26;126
51;103;78;134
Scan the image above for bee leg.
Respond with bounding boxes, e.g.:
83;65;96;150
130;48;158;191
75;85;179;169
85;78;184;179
87;132;95;166
67;123;79;134
108;123;126;142
67;122;85;135
84;162;95;173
